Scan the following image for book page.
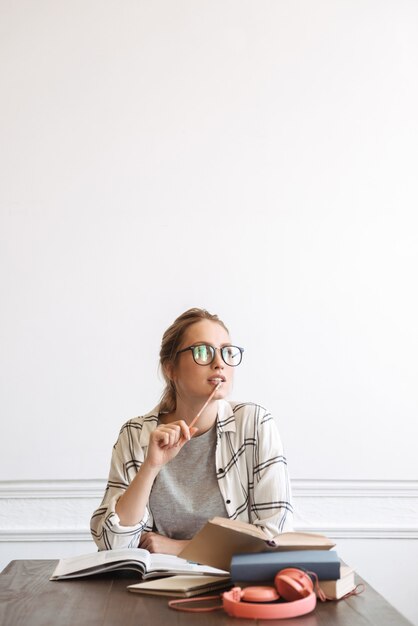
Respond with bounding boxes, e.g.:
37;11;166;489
210;517;268;539
148;553;228;576
52;548;150;577
273;532;335;550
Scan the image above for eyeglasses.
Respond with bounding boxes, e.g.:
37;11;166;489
176;343;244;367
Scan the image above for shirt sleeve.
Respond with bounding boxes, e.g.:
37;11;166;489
90;423;151;550
249;406;294;536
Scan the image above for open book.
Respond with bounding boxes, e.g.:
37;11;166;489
179;517;335;571
50;548;228;581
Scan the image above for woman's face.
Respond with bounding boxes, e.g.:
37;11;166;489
170;319;234;403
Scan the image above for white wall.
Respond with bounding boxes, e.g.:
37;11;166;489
1;0;417;623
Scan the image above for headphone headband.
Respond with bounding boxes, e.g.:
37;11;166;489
223;588;316;619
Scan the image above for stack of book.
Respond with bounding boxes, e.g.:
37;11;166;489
179;517;357;600
229;550;356;600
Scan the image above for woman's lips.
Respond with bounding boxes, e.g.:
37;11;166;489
208;377;226;385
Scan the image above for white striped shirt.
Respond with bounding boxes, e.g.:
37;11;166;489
90;400;294;550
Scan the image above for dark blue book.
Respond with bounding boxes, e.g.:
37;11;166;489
230;550;341;582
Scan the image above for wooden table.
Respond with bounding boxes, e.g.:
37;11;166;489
0;560;413;625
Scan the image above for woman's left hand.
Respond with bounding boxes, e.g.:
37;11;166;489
139;531;190;555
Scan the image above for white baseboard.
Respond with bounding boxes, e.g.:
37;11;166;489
0;479;105;499
1;478;417;542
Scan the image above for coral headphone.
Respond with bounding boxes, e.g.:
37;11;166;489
169;568;317;619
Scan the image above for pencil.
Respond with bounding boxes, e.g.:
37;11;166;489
188;382;222;430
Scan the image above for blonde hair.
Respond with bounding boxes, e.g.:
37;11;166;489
159;308;229;413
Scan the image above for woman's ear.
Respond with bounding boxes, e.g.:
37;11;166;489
163;361;175;382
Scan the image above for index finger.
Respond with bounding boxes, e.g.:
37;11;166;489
175;420;191;441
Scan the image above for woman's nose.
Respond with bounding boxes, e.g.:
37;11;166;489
212;349;224;368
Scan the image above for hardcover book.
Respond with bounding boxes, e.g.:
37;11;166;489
127;574;232;597
230;549;341;582
319;566;356;600
179;517;335;571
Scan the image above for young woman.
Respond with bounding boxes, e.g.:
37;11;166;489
91;308;293;554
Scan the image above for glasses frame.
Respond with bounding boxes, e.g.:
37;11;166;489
176;343;245;367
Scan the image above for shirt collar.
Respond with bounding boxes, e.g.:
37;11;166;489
138;399;236;447
215;399;237;434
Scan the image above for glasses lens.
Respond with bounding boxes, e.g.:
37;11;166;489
221;346;242;366
192;344;215;365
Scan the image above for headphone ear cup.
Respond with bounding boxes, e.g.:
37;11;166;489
241;586;279;602
275;568;314;601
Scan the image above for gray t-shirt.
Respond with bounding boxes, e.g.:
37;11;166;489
149;423;228;539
